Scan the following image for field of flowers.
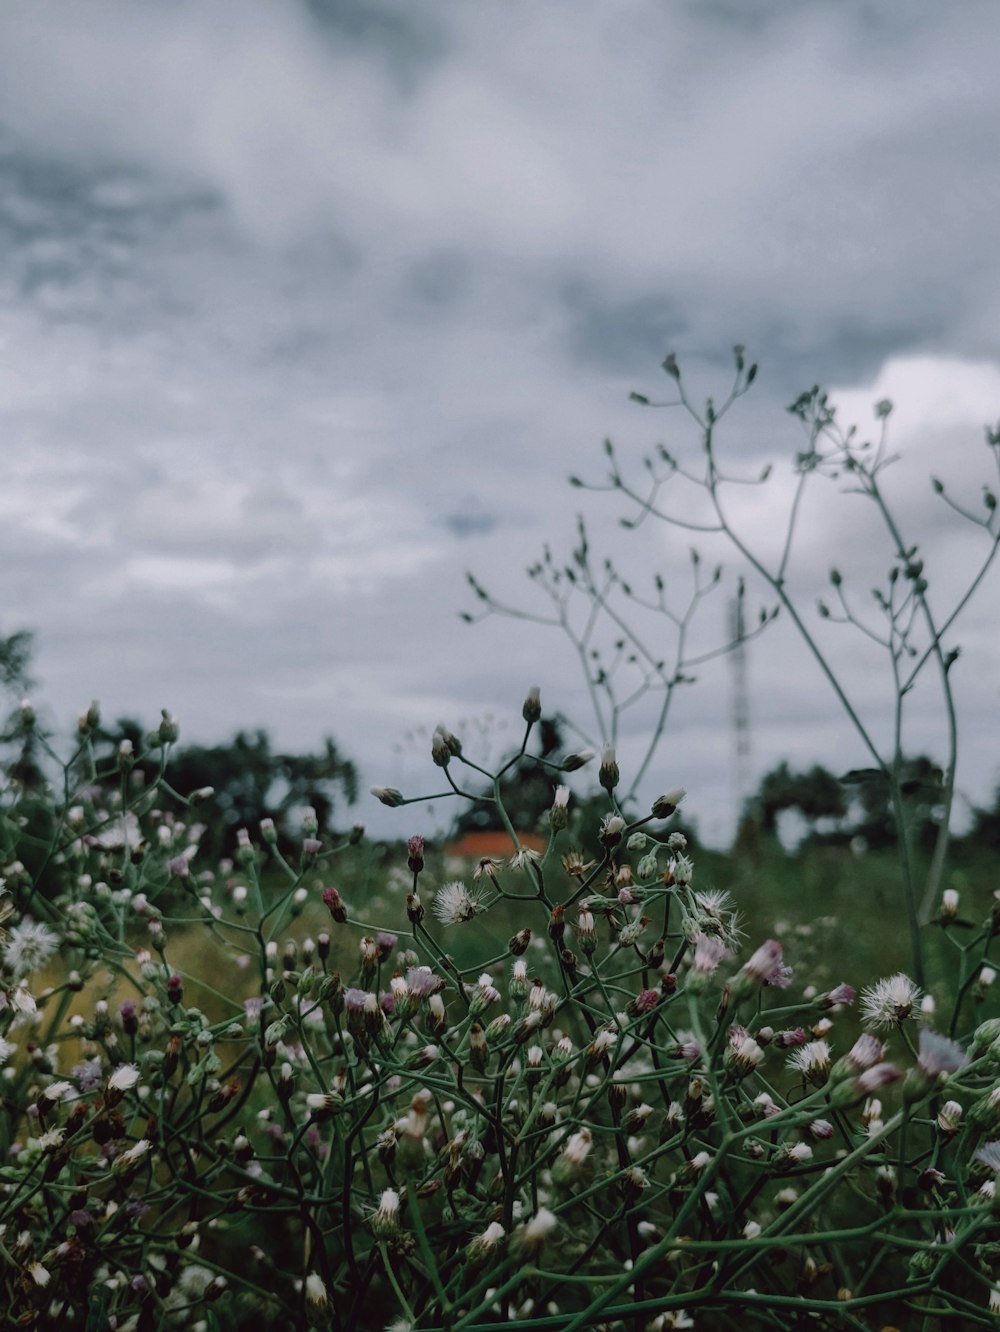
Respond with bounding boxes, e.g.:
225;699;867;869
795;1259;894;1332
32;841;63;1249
1;696;999;1332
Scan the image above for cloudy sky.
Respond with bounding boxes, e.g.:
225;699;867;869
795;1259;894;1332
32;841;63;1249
1;0;999;844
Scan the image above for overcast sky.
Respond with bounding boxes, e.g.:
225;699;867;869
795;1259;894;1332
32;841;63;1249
1;0;998;844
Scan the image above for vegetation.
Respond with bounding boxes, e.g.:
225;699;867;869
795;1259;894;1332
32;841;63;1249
0;353;998;1330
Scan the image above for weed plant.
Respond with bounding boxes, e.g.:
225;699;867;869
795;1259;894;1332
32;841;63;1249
1;355;999;1329
0;689;998;1330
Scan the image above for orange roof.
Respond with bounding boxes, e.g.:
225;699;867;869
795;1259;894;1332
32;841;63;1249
445;830;547;859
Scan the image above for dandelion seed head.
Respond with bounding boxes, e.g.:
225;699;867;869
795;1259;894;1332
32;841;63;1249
432;881;482;925
859;973;920;1029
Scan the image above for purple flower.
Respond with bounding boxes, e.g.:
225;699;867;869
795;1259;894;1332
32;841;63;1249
405;966;440;998
72;1058;104;1093
917;1029;968;1078
344;987;371;1013
741;940;783;985
856;1062;903;1094
823;982;856;1008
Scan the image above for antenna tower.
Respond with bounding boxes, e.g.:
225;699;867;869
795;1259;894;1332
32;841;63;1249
729;584;752;823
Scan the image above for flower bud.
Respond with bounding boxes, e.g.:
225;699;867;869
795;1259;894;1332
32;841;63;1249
508;928;531;956
651;788;686;819
599;745;620;792
522;685;542;724
549;785;570;832
407;835;425;874
370;786;404;807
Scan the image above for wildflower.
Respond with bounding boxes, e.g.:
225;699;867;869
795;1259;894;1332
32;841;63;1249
27;1261;50;1288
553;1127;592;1183
820;982;856;1009
304;1273;330;1326
420;993;445;1037
522;685;542;723
937;1100;963;1135
306;1092;344;1120
779;1142;813;1165
979;965;997;990
11;982;37;1014
689;931;730;986
467;1221;505;1263
651;788;686;819
38;1079;72;1104
725;1027;765;1078
406;836;424;873
432;881;483;925
370;1188;401;1237
105;1060;139;1102
689;890;742;946
599;813;625;847
561;749;594;772
831;1062;902;1106
561;848;596;878
405;965;440;999
431;728;452;767
113;1138;151;1173
599;745;620;792
469;973;500;1014
575;904;597;955
550;785;570;831
807;1118;835;1141
859;973;920;1029
2;919;59;977
687;1150;711;1176
971;1017;1000;1055
473;856;503;883
671;854;694;886
636;851;660;880
618;914;649;948
485;1013;510;1042
831;1032;885;1081
974;1140;1000;1173
629;988;660;1016
787;1040;831;1086
516;1207;558;1251
322;886;348;924
939;888;960;922
509;846;541;872
673;1032;702;1062
370;786;404;807
916;1029;968;1079
740;943;788;996
586;1028;617;1066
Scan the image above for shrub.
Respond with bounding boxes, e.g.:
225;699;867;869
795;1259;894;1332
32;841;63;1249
0;694;998;1330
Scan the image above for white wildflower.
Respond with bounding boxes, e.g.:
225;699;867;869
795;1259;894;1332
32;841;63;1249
859;973;920;1029
432;881;483;926
2;919;59;978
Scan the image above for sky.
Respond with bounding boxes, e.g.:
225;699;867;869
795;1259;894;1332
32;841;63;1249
1;0;999;846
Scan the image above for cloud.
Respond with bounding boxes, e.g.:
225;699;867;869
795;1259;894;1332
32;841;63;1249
0;0;998;844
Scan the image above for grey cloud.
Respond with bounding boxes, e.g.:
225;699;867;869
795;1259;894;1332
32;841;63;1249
0;0;998;845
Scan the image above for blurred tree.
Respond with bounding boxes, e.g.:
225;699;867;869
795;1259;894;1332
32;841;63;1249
0;629;44;791
96;722;359;860
840;756;944;851
751;761;848;838
966;782;1000;851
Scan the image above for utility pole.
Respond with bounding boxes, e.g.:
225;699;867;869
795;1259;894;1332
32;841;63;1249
729;585;752;832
